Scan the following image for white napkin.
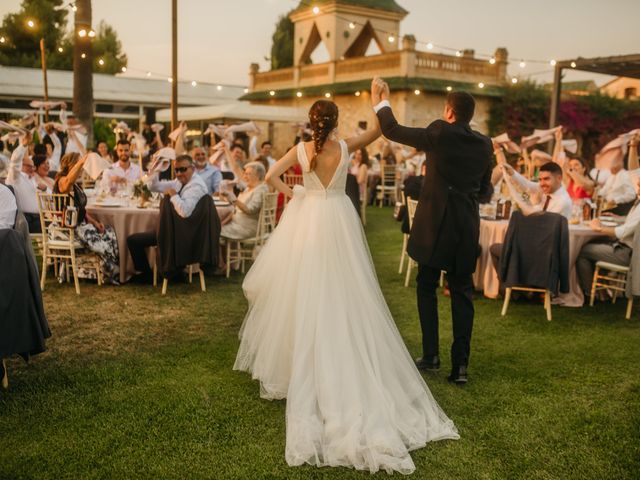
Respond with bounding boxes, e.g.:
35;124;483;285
147;147;175;175
562;139;578;154
224;121;260;136
520;126;562;149
492;132;521;154
83;152;111;180
151;123;164;133
595;129;640;169
30;100;67;110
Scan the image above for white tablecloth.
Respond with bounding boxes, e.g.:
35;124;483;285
474;219;603;307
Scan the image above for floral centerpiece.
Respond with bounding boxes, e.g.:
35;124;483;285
133;179;152;207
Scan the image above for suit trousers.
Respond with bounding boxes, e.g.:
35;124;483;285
576;240;631;296
416;264;474;368
127;231;157;275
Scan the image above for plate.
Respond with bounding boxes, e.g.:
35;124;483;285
214;201;231;207
600;220;618;227
92;202;122;208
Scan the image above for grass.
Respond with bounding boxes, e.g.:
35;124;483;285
1;207;639;479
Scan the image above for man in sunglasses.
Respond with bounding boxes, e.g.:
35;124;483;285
126;154;208;282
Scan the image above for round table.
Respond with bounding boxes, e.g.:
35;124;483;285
87;199;234;283
474;219;604;307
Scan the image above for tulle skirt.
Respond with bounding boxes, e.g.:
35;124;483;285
234;187;459;474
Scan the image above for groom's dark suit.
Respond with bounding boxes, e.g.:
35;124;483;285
377;106;493;368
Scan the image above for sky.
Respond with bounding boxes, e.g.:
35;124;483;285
1;0;638;87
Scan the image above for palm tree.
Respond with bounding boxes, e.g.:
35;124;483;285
73;0;94;146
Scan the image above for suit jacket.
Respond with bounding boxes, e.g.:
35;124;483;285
377;108;493;275
499;211;570;295
157;195;221;278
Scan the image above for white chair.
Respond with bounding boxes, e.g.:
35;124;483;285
224;192;279;278
37;193;102;294
376;163;399;207
589;261;634;319
404;198;419;287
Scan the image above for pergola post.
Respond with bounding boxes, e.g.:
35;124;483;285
549;64;562;129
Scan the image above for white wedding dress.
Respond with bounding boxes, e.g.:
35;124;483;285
234;140;459;474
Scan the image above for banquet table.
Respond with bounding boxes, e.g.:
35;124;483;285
474;219;604;307
87;198;234;283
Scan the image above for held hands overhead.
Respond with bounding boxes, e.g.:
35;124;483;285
370;77;390;106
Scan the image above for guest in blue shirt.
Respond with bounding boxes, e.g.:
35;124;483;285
192;146;222;195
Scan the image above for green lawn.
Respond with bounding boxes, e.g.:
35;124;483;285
1;208;639;479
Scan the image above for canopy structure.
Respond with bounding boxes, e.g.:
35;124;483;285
156;102;307;123
549;54;640;127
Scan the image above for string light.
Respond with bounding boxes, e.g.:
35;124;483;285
98;58;104;66
446;86;452;92
121;66;126;73
426;42;433;50
0;36;5;43
455;50;462;57
269;90;275;96
387;35;395;43
70;2;77;12
244;88;249;94
349;22;355;29
78;28;87;37
354;91;361;97
191;80;197;87
519;60;526;68
26;19;35;28
296;91;302;97
57;47;63;53
168;77;173;83
146;71;151;77
489;57;496;64
80;53;86;59
324;92;331;98
216;85;222;91
511;77;518;84
478;82;485;89
570;61;577;68
550;59;557;66
414;89;420;95
88;29;96;38
312;6;320;14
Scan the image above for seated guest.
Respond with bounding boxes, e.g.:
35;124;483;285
490;162;572;281
350;147;369;200
100;139;141;193
577;176;640;302
97;140;114;164
5;133;43;233
598;153;636;214
192;146;222;195
0;183;17;229
219;162;268;239
501;161;572;218
562;155;594;201
54;153;120;284
254;155;271;176
33;154;54;192
127;154;208;282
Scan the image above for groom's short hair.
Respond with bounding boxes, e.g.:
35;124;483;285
446;92;475;123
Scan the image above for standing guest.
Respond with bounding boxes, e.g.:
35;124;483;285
373;78;493;384
598;153;636;215
97;141;113;164
577;176;640;302
192;146;222;195
127;154;208;283
54;153;120;284
5;134;43;233
39;123;63;174
60;109;87;155
350;147;369;199
0;183;17;229
33;154;54;192
100;139;141;192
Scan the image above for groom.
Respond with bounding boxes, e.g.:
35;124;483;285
371;77;493;384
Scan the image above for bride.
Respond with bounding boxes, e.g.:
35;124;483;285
234;85;459;474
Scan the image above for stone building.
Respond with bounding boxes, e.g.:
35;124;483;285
242;0;509;154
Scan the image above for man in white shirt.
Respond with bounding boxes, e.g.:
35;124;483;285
126;154;208;283
0;183;17;229
100;139;142;192
502;161;573;219
490;162;572;283
60;109;87;155
597;155;636;214
192;146;222;195
577;176;640;301
5;134;44;232
39;123;62;173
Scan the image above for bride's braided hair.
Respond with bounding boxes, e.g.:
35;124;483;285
308;100;338;171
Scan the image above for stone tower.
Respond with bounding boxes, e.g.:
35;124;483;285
290;0;408;66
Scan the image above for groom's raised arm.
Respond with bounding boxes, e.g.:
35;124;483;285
374;103;427;151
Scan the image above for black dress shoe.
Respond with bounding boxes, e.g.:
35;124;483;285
414;355;440;371
448;365;468;385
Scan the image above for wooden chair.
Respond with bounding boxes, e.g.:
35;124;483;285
502;286;552;321
376;163;399;207
224;192;279;278
158;263;206;296
399;192;409;274
283;174;304;204
589;261;634;319
37;193;102;294
360;183;367;226
404;198;419;287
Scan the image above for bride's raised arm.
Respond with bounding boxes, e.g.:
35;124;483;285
345;117;381;155
265;145;300;198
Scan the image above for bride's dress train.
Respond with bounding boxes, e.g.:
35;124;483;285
234;140;459;474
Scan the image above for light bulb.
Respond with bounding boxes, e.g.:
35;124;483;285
511;77;518;84
414;89;420;95
325;92;331;98
191;80;197;87
354;91;361;97
446;86;452;92
489;57;496;65
349;22;355;29
312;6;320;14
98;58;104;66
296;91;302;98
121;66;126;73
269;90;275;96
550;59;557;66
519;61;526;68
426;42;433;50
478;82;485;89
388;35;395;43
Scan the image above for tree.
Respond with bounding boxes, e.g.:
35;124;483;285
270;13;294;70
0;0;127;74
